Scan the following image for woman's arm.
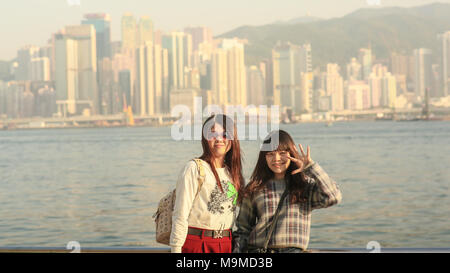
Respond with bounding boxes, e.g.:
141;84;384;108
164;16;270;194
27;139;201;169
169;161;199;253
233;196;256;253
303;162;342;210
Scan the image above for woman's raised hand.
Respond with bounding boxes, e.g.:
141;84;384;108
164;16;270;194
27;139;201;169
284;144;312;175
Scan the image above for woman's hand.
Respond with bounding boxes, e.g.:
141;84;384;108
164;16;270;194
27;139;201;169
283;144;312;175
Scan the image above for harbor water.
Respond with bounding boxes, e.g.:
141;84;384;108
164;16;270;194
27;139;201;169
0;120;449;249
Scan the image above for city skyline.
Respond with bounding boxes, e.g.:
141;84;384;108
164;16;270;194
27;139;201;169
1;0;450;60
1;1;450;124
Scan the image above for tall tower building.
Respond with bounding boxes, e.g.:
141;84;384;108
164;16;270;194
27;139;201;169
162;32;187;90
369;64;397;108
30;57;50;81
272;42;307;111
222;39;246;106
359;48;372;80
438;31;450;97
184;26;213;51
299;43;313;73
247;66;265;106
326;63;344;111
211;48;228;106
414;48;433;101
162;32;192;92
121;13;137;52
55;25;99;115
298;72;314;113
390;52;414;94
137;16;154;47
346;57;362;81
135;42;155;116
82;13;111;60
15;45;40;81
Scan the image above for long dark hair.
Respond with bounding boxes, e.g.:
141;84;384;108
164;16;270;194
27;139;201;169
199;114;245;194
240;130;308;204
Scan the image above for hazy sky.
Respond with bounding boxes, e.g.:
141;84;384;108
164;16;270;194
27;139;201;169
1;0;449;60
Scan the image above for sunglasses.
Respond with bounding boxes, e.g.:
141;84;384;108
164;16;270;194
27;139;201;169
206;131;233;140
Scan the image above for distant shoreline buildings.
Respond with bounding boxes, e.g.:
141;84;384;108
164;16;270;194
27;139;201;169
1;13;450;121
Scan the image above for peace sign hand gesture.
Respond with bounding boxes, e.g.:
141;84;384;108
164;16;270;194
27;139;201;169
283;144;312;175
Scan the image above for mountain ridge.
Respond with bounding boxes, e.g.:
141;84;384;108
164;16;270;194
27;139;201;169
217;2;450;68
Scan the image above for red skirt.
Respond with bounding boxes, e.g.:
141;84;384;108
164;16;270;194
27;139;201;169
181;227;232;253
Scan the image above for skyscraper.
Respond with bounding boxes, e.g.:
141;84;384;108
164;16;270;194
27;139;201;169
162;32;188;90
222;39;246;106
184;26;213;52
414;48;433;101
345;81;370;110
368;64;397;108
82;13;112;60
298;72;314;113
55;25;99;115
30;57;50;82
438;31;450;97
299;43;312;73
325;64;344;111
211;48;228;106
135;42;155;116
359;48;372;81
137;16;154;47
247;66;265;106
272;42;307;111
346;57;362;81
15;45;40;81
121;13;137;52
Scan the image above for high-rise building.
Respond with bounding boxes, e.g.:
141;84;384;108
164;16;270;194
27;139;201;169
137;16;154;47
169;88;200;117
438;31;450;97
55;25;99;115
0;81;6;116
222;39;246;106
121;13;137;51
161;48;170;113
15;45;40;81
135;41;169;115
118;70;131;109
82;13;111;60
2;81;28;118
260;59;273;105
345;81;370;110
162;32;189;90
211;48;228;106
299;43;313;73
272;42;306;111
298;72;314;113
98;58;116;114
325;64;344;111
346;57;362;81
414;48;433;101
135;42;155;116
368;64;397;108
30;57;50;82
390;52;414;94
184;26;213;52
359;48;372;80
247;66;265;106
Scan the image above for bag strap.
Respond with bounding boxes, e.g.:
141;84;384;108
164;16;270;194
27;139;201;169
192;158;205;194
261;185;289;253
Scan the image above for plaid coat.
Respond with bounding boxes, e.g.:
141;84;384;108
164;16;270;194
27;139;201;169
233;162;342;252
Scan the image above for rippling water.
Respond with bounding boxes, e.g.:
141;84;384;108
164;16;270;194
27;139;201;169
0;121;449;249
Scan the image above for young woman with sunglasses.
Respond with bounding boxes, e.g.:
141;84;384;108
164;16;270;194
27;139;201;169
170;114;245;253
